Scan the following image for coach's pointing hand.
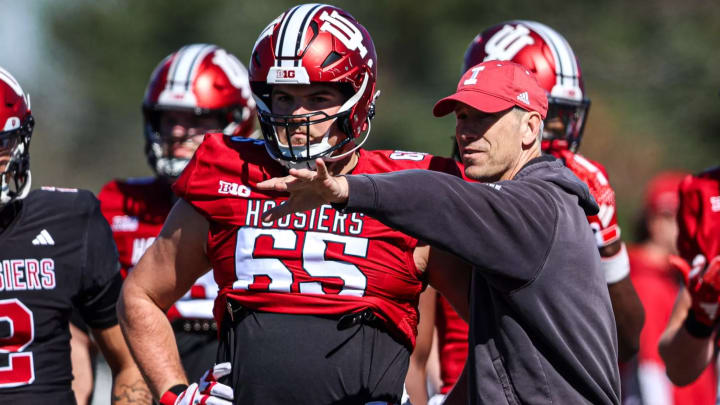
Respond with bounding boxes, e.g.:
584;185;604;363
257;158;349;221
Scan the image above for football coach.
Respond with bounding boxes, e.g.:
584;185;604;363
259;60;621;404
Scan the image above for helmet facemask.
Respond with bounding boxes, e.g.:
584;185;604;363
542;97;590;153
144;107;238;180
0;116;33;206
258;108;354;169
254;75;376;171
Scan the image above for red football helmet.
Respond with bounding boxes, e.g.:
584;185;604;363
464;20;590;152
0;67;34;206
249;4;378;169
143;44;256;179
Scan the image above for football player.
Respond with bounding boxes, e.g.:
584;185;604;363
117;4;467;404
0;67;150;403
98;43;256;384
659;167;720;398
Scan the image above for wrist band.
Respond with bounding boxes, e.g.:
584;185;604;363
159;384;189;405
684;310;715;338
602;242;631;284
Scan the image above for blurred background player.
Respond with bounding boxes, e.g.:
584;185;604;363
659;166;720;401
118;4;468;404
621;172;715;404
0;66;150;403
407;20;646;404
98;43;256;384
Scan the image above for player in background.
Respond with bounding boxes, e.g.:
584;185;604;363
622;172;715;405
659;166;720;401
0;67;150;403
98;43;257;384
117;4;469;404
406;20;646;404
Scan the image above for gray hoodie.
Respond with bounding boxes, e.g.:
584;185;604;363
342;156;620;404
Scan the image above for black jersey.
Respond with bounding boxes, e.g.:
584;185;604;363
0;188;122;402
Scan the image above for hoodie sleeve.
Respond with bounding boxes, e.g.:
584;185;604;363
344;169;558;292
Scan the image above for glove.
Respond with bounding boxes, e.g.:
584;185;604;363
670;254;720;327
159;362;234;405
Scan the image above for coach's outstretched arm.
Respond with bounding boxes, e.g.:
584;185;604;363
260;158;558;287
117;199;212;399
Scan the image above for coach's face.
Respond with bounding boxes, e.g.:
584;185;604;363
455;104;523;183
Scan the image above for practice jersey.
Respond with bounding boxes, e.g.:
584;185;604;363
549;149;620;248
436;294;469;394
677;167;720;266
173;133;462;348
0;188;121;401
99;177;217;320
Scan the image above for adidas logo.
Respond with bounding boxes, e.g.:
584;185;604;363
32;229;55;246
516;91;530;105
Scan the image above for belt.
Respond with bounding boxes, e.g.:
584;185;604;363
225;299;381;331
172;318;218;333
337;309;381;330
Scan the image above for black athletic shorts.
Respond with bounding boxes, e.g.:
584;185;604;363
217;302;409;405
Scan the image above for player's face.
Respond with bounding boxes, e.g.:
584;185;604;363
0;134;19;173
455;105;523;182
543;116;565;140
270;84;346;148
158;110;223;159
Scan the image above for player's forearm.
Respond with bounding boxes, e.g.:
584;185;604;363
607;276;644;362
118;284;187;398
404;366;429;405
658;314;716;386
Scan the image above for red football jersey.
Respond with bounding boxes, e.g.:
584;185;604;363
677;168;720;265
436;294;469;394
99;177;218;320
172;133;462;348
550;149;621;247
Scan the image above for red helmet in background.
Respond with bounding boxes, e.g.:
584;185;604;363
143;44;256;179
249;3;378;169
464;20;590;152
0;67;34;206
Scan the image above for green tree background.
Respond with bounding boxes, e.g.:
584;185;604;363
5;0;720;240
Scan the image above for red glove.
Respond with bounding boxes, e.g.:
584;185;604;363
159;362;234;405
670;254;720;327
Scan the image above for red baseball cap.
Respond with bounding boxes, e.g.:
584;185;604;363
433;61;548;119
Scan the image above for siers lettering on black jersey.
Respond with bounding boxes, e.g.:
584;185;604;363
0;259;56;291
0;188;122;400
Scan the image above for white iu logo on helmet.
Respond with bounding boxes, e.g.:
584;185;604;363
319;10;368;58
212;49;254;103
483;24;535;62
